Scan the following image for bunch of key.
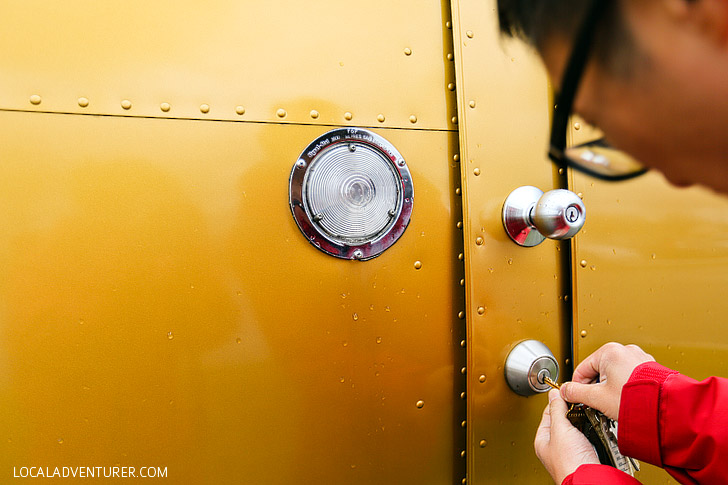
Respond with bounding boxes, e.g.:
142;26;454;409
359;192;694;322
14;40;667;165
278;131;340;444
543;376;640;477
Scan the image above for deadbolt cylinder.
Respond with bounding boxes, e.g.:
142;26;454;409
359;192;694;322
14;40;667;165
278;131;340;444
504;340;559;396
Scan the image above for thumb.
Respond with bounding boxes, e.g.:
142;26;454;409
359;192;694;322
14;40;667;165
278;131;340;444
560;381;599;408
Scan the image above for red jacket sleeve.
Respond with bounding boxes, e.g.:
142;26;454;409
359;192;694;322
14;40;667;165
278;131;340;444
562;464;643;484
618;361;728;484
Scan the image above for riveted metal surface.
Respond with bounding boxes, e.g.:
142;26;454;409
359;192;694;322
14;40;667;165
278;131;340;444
450;1;569;482
570;123;728;485
0;1;457;131
0;110;465;483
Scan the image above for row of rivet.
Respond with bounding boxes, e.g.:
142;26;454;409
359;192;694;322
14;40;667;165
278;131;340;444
25;94;458;125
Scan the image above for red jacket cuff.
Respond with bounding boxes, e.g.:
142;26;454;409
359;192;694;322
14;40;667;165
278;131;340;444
562;464;643;484
617;362;679;467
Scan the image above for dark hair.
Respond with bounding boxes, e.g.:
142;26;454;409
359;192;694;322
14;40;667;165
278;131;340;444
497;0;633;73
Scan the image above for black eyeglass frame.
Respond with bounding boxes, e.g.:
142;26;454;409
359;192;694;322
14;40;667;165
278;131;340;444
548;0;648;182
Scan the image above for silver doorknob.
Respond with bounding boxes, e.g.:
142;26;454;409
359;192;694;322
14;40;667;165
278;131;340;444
502;186;586;247
504;340;559;396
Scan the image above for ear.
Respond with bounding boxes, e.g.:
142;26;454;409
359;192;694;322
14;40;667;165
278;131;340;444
664;0;728;47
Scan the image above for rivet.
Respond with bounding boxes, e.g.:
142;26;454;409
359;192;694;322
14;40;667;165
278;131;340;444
296;159;306;169
121;99;132;110
466;30;474;38
462;479;467;485
160;102;171;112
469;100;476;108
461;420;467;427
475;237;484;246
377;114;385;123
479;440;487;448
414;261;422;270
310;110;319;119
447;82;456;91
349;144;357;152
558;167;564;175
453;154;460;162
446;21;452;29
398;159;406;167
459;279;465;286
460;450;466;458
77;97;89;108
473;168;481;176
479;374;486;383
460;340;466;348
344;112;353;121
276;108;286;118
29;94;41;105
574;122;581;130
352;250;364;260
458;253;464;261
457;311;465;319
451;116;458;124
456;221;463;229
447;53;454;61
235;106;246;115
200;104;210;114
477;306;486;315
460;391;466;399
461;367;467;375
404;47;412;56
577;192;584;199
580;330;588;338
416;400;425;409
455;187;461;196
580;260;588;268
409;115;417;124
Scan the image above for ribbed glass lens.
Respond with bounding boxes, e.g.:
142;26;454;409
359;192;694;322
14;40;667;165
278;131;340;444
304;143;400;244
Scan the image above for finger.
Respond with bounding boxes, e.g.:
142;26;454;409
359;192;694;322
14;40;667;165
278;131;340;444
572;342;616;383
534;402;552;458
547;390;570;431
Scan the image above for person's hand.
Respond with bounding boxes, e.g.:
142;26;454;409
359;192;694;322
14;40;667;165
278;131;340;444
535;389;599;484
560;342;655;420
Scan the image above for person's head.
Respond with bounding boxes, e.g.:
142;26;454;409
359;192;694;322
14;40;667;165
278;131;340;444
498;0;728;194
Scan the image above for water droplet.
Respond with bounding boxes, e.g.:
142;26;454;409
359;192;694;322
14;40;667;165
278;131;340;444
488;268;494;273
236;337;242;344
78;319;84;325
167;332;174;340
507;258;513;265
375;371;380;377
57;438;64;444
342;341;348;347
352;313;359;321
236;291;242;296
385;306;391;312
369;304;375;311
82;385;90;391
590;265;596;271
190;284;195;289
341;293;347;299
339;377;345;383
651;253;657;259
399;288;406;294
376;337;382;344
516;318;523;324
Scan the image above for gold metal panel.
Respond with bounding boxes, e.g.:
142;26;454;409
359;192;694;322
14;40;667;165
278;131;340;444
0;0;456;131
450;1;569;482
0;111;464;483
572;161;728;484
